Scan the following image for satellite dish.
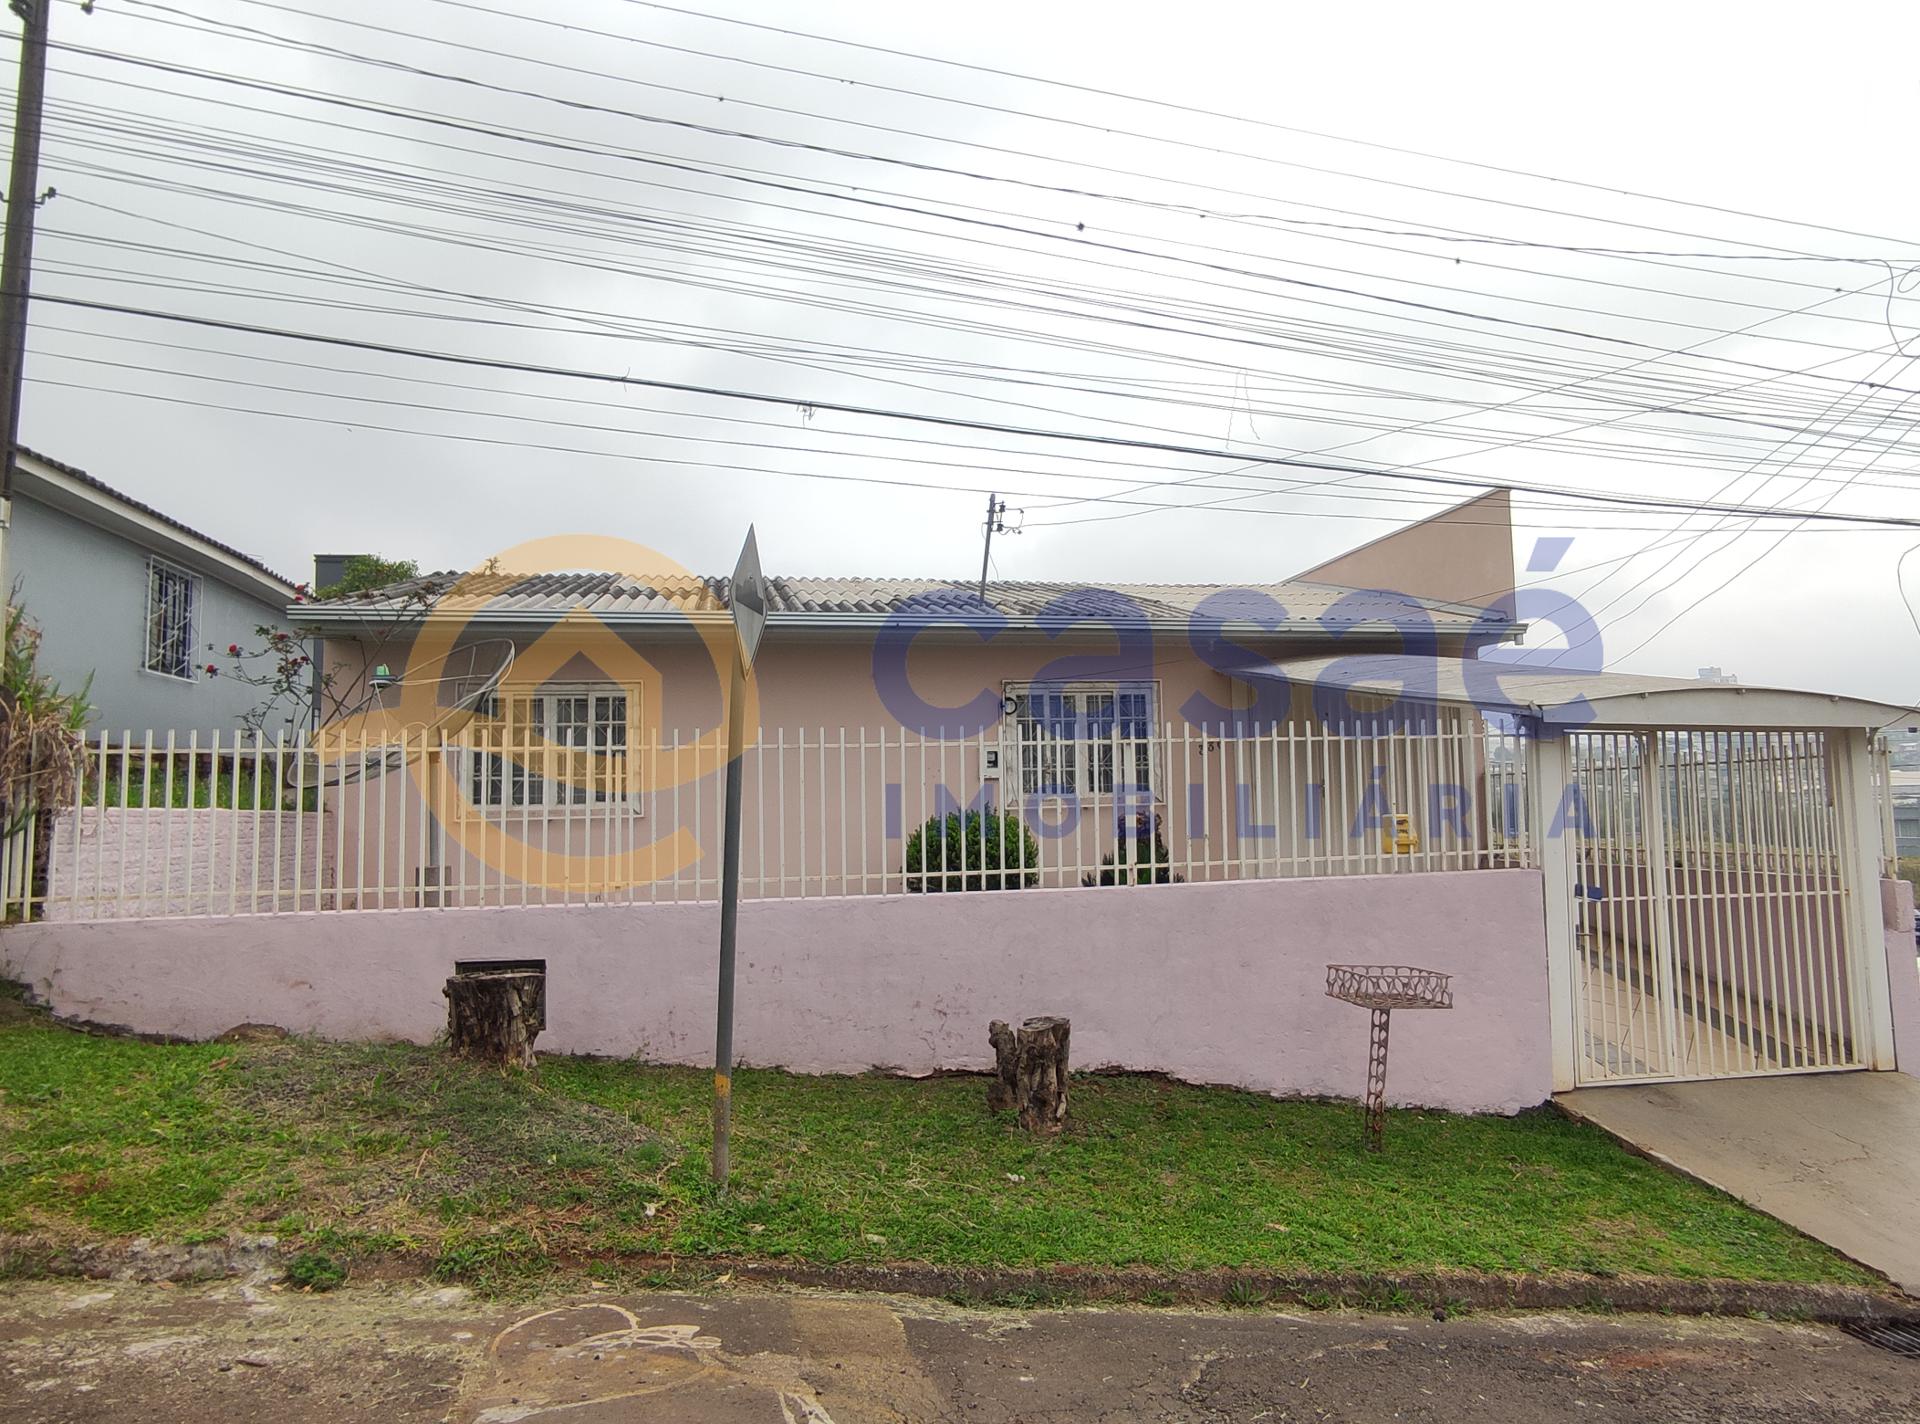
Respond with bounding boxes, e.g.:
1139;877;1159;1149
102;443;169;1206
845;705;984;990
730;526;767;668
295;638;516;787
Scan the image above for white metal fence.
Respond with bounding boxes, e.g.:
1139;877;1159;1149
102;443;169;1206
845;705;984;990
1568;728;1863;1083
1;716;1534;922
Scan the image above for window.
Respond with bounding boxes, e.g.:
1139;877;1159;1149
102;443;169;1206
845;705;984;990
1005;681;1157;798
469;687;636;809
144;559;198;680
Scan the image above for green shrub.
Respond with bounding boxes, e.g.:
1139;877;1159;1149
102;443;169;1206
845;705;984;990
1083;812;1183;886
314;554;420;599
1;605;91;833
904;805;1039;892
285;1250;347;1292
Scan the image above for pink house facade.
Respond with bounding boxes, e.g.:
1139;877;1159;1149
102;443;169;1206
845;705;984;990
8;490;1919;1113
283;491;1528;908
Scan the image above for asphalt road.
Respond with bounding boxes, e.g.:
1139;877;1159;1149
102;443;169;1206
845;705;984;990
1;1278;1914;1422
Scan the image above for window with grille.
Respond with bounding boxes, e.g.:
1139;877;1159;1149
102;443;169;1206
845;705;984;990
1005;682;1157;797
468;687;636;810
144;559;198;680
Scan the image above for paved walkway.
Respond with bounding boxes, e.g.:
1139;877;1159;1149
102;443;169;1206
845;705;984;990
2;1279;1916;1422
1559;1071;1920;1294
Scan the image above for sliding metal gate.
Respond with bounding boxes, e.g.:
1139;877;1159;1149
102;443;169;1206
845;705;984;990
1567;729;1865;1084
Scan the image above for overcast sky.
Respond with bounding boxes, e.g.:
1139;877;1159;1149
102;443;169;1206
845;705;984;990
15;0;1920;701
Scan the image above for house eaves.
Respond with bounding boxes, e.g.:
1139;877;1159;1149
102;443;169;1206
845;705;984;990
13;448;297;604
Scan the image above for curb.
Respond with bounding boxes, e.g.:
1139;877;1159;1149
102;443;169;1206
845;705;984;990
4;1234;1914;1324
710;1259;1920;1323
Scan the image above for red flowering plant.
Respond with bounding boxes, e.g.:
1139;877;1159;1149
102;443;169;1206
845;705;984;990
218;625;325;732
218;557;441;732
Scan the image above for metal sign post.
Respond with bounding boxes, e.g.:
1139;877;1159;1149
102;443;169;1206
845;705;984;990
713;526;765;1191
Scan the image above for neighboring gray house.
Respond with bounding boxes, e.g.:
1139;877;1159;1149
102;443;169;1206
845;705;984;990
8;448;301;737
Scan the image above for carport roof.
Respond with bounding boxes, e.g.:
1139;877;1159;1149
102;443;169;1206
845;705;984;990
1247;653;1917;730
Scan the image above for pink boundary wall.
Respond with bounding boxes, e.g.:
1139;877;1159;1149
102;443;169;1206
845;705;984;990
1;869;1552;1114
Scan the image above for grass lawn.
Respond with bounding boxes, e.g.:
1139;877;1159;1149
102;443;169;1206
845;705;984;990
0;987;1874;1291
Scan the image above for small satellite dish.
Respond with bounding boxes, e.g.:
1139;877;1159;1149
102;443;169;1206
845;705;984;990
295;639;515;788
730;526;767;668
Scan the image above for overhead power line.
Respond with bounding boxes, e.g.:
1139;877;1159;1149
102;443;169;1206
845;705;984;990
58;41;1890;367
123;0;1919;269
35;290;1920;532
41;44;1920;435
613;0;1920;254
45;369;1866;540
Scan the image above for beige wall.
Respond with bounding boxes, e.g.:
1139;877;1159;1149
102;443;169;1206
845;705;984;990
1292;489;1515;612
312;625;1504;908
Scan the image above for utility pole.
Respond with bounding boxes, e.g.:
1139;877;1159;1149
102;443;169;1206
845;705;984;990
978;493;1016;601
0;0;51;606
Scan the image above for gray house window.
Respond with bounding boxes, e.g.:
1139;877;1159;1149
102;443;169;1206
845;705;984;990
144;558;198;680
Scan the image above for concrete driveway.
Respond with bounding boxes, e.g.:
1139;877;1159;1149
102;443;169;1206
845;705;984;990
1559;1071;1920;1295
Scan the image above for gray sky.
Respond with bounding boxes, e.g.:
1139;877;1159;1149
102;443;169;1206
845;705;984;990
16;0;1920;701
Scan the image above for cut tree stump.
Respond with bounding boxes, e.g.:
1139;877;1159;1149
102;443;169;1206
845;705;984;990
987;1021;1018;1113
987;1015;1070;1133
444;970;545;1069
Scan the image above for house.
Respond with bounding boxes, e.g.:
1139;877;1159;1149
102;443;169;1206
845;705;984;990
284;492;1523;901
6;449;301;737
9;485;1917;1120
1887;768;1920;860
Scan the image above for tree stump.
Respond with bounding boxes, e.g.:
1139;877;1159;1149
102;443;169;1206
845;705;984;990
987;1015;1070;1133
987;1020;1018;1112
444;970;544;1069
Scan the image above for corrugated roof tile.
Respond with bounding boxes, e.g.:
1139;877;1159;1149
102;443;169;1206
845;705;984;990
299;570;1506;627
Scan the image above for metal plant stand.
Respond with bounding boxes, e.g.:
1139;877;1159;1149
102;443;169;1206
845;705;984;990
1325;965;1454;1152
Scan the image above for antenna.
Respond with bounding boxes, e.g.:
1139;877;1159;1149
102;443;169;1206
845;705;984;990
977;492;1019;601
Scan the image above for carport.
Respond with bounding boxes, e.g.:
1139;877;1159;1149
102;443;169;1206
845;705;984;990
1248;655;1920;1092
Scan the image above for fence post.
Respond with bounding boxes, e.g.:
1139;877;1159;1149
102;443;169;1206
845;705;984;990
1835;727;1899;1070
1528;733;1579;1091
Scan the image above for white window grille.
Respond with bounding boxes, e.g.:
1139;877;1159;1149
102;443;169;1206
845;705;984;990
143;559;197;680
1005;681;1158;798
470;686;636;810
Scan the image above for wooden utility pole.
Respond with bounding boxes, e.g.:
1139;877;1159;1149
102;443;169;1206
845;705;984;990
0;0;51;604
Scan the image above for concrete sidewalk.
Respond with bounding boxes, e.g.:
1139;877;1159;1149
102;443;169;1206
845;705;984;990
3;1279;1916;1423
1559;1071;1920;1295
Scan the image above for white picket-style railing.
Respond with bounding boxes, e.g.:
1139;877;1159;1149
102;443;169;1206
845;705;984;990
1;716;1534;922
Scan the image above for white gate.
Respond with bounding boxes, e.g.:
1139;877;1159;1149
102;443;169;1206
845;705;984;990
1567;729;1865;1084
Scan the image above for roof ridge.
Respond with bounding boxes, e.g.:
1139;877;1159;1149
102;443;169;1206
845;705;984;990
295;569;1509;629
16;446;297;589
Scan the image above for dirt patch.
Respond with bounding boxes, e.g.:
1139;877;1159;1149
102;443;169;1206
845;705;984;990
225;1039;672;1225
0;1278;478;1422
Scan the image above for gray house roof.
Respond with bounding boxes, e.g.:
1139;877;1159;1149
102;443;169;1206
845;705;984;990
291;571;1515;635
14;447;297;597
